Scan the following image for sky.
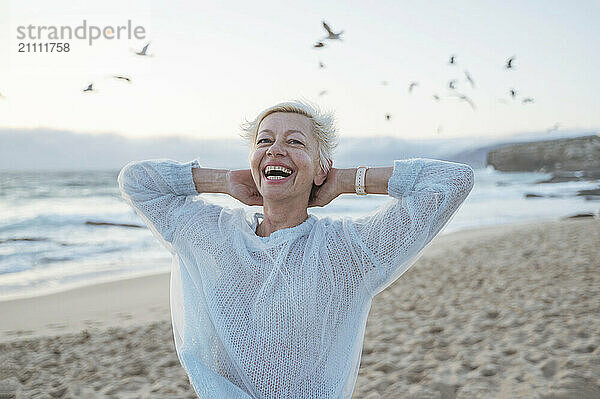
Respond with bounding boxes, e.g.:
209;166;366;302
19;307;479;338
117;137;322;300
0;0;599;140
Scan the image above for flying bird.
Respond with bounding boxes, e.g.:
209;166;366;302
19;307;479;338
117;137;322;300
457;94;476;111
505;56;515;69
83;83;94;92
433;94;440;101
318;61;325;69
448;80;457;90
509;89;517;98
408;82;419;93
113;75;132;82
436;125;443;135
449;54;456;65
464;70;475;88
322;21;344;40
385;114;391;121
313;41;325;48
381;80;389;86
318;90;328;96
522;97;534;103
135;42;151;56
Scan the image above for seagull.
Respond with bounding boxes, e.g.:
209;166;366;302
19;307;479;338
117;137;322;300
318;90;328;96
381;80;389;86
464;70;475;88
448;80;457;90
505;56;515;69
318;61;325;69
113;75;132;82
385;114;391;121
313;41;325;48
135;42;150;56
458;94;476;110
436;125;443;135
408;82;419;93
509;89;517;98
522;97;534;103
449;54;456;65
322;21;344;40
449;93;476;110
83;83;94;92
433;94;440;101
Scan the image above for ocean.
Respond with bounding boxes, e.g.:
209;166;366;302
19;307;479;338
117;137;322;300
1;167;598;301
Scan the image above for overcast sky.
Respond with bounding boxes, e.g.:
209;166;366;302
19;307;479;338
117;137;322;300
0;0;598;140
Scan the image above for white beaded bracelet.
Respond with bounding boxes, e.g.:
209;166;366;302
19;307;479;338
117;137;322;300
355;166;368;195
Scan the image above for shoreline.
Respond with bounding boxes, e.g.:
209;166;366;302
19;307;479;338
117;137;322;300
0;271;172;344
0;217;595;345
2;213;593;304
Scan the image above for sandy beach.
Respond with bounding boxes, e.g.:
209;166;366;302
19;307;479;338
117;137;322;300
0;218;598;398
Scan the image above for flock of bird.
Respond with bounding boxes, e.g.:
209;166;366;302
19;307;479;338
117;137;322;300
311;21;541;130
81;43;150;93
0;22;556;134
0;42;148;97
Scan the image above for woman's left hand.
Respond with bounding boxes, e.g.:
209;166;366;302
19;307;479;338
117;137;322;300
308;168;342;207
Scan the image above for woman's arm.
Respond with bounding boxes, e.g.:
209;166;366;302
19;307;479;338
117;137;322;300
118;159;225;252
308;167;393;207
118;159;264;251
335;167;393;195
192;167;263;206
332;159;475;295
192;167;230;194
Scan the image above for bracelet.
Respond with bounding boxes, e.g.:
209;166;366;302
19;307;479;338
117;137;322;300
355;166;368;195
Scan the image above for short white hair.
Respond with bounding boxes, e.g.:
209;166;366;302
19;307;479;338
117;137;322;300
239;99;339;175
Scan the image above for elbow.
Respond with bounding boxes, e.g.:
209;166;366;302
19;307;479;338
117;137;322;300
117;162;133;189
117;160;145;194
448;164;475;201
463;165;475;193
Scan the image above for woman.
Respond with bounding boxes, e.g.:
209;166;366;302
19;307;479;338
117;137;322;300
117;100;474;399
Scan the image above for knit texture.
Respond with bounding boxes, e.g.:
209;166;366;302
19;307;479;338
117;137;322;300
117;158;474;398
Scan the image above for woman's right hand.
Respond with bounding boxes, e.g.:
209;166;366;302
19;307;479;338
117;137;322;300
226;169;263;206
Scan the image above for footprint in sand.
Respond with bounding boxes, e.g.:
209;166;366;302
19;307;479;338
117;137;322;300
116;312;133;320
83;319;103;326
45;322;67;330
4;329;35;336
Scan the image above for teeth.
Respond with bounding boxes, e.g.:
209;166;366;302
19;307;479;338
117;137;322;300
265;165;293;175
266;175;287;180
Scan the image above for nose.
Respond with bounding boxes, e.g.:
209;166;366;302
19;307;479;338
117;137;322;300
266;139;287;157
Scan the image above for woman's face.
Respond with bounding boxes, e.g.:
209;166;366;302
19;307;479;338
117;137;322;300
249;112;325;203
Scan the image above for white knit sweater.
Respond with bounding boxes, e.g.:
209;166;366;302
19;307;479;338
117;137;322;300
117;158;474;398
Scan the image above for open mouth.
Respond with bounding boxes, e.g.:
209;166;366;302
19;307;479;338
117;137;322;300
263;165;294;182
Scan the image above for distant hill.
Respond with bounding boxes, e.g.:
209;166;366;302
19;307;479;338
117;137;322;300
487;135;600;172
0;127;596;171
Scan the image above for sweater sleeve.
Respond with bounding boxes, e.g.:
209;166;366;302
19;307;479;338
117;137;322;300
117;158;223;254
349;158;474;296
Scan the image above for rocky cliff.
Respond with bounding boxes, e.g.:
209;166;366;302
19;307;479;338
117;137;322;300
486;135;600;172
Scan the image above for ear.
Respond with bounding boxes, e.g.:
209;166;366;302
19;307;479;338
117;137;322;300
314;159;332;186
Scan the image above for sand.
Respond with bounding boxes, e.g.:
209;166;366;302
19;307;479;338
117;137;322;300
0;218;598;398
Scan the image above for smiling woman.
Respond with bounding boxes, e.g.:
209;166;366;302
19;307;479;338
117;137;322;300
117;99;475;398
